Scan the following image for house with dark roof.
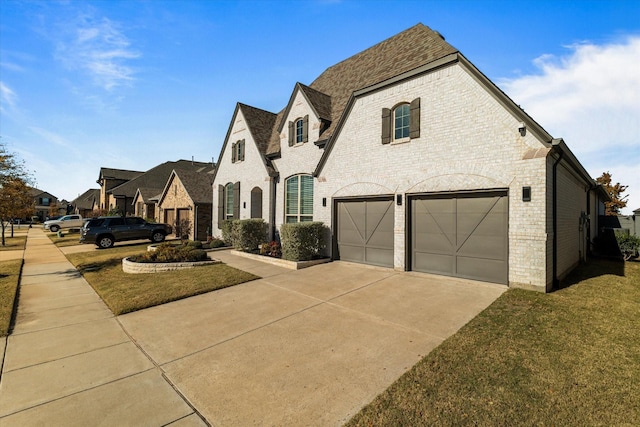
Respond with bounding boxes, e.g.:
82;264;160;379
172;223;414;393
28;188;62;221
71;189;101;217
102;160;214;217
157;169;214;241
96;168;144;213
211;23;609;292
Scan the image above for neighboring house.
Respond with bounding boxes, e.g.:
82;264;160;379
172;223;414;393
157;169;214;241
211;23;609;292
96;168;144;214
125;160;215;221
28;188;59;221
71;189;101;217
600;208;640;236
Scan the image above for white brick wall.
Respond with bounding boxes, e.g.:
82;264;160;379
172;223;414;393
211;109;272;236
272;91;325;229
315;63;550;290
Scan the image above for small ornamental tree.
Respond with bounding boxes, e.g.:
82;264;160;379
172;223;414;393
596;171;629;216
0;144;35;245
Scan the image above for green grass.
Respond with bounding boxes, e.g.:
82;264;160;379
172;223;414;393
0;259;22;336
66;245;259;315
346;259;640;426
0;235;27;251
47;230;83;247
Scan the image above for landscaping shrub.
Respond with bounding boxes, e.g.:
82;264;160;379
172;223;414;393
260;241;282;258
615;232;640;261
206;237;226;249
129;242;208;263
221;219;267;251
280;222;327;261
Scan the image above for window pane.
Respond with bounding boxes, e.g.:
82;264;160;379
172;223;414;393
394;104;410;139
296;119;304;143
225;183;234;218
300;175;314;216
286;176;299;215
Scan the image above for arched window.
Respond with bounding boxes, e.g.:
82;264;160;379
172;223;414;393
285;174;313;223
251;187;263;219
393;103;410;140
295;119;304;143
288;115;309;146
225;182;234;220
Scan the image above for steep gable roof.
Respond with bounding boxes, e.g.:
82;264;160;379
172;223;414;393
71;188;100;210
265;23;458;155
212;103;278;183
159;169;214;206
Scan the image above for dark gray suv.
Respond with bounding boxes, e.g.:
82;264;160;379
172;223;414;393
79;216;173;249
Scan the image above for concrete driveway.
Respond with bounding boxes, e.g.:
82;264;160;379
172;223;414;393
119;251;506;426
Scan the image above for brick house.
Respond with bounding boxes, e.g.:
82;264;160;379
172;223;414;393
71;189;100;217
211;23;608;292
96;168;144;214
157;169;214;241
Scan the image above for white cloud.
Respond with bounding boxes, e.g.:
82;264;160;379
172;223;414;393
55;12;140;91
500;36;640;214
0;81;18;110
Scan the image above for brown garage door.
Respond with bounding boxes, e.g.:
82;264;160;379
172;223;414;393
336;198;394;268
411;191;508;284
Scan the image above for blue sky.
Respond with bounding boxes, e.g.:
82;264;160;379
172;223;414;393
1;0;639;213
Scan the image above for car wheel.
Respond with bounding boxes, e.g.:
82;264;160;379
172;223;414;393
49;225;59;232
97;235;114;249
151;231;165;243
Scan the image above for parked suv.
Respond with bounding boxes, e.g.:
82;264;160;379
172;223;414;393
79;216;173;249
43;214;84;232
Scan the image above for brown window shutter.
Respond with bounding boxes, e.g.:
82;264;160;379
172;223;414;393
381;108;391;144
217;185;224;228
288;121;294;146
410;97;420;139
302;115;309;143
240;139;245;161
233;181;241;219
231;142;237;163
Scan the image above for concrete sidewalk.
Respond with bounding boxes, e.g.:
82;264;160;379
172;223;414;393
0;228;205;426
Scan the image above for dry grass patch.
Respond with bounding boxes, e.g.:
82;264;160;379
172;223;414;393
66;245;258;315
0;259;22;336
47;230;83;247
347;259;640;426
0;235;27;251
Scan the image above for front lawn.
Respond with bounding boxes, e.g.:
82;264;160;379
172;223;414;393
0;235;27;251
0;260;22;336
47;230;83;247
66;245;259;315
346;258;640;426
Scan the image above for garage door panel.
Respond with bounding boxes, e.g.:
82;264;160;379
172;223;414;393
457;257;506;284
336;199;394;268
414;252;454;275
411;193;508;284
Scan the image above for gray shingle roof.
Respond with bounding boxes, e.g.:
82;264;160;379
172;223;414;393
172;169;214;204
109;160;215;198
71;188;100;210
98;168;144;181
263;23;457;155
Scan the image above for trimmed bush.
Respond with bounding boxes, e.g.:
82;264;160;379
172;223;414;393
129;242;208;263
221;219;267;251
615;231;640;261
280;222;328;261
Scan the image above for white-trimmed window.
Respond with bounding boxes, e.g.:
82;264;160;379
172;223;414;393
288;115;309;146
295;119;304;143
225;182;234;220
285;174;313;223
393;104;410;140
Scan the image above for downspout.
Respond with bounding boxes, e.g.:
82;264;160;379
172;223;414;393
586;190;591;256
270;175;277;241
552;146;564;290
194;204;198;241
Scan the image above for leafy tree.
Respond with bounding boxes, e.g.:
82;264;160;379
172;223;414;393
596;171;628;216
0;143;35;245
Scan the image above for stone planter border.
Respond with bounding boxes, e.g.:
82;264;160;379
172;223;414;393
230;250;330;270
122;256;220;274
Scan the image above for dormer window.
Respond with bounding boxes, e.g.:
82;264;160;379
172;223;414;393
288;115;309;146
381;98;421;144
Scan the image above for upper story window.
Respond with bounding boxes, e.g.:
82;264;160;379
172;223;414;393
231;139;245;163
288;115;309;146
381;97;421;144
285;174;313;223
394;104;410;140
